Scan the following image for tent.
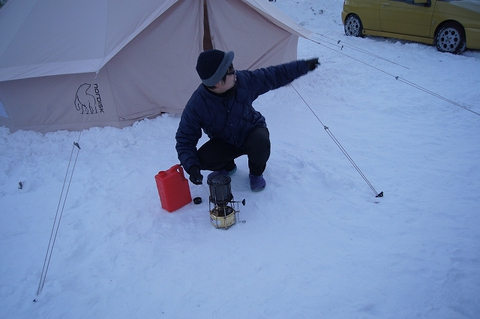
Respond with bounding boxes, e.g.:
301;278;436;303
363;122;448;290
0;0;312;133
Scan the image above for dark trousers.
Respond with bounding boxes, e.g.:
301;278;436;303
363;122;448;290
198;127;270;176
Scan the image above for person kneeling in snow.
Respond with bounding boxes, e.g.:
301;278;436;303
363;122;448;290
175;49;319;192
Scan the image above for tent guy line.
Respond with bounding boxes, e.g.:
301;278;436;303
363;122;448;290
35;140;82;298
290;84;383;198
312;32;410;69
306;33;480;117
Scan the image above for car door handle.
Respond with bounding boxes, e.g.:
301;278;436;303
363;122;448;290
382;3;391;7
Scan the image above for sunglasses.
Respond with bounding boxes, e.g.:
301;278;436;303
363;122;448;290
225;64;235;76
221;64;235;82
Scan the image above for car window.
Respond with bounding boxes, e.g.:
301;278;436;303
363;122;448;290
390;0;419;4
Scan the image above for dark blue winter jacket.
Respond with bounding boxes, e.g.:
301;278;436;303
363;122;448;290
176;60;311;174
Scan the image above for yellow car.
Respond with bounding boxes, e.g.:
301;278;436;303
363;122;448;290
342;0;480;53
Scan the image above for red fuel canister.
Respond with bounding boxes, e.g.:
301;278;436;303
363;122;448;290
155;164;192;212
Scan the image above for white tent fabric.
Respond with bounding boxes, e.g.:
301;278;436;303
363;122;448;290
0;0;312;132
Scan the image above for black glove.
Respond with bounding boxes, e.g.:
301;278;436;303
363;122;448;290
188;165;203;185
305;58;320;71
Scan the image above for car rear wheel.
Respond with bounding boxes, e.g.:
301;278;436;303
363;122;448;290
435;22;466;54
344;14;363;37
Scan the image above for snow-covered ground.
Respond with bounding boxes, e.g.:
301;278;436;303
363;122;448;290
1;0;479;318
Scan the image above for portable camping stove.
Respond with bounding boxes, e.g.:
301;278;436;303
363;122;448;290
207;175;245;229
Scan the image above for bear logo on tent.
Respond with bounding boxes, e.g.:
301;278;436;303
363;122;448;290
74;83;104;115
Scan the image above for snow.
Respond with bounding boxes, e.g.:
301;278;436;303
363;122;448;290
1;0;480;318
